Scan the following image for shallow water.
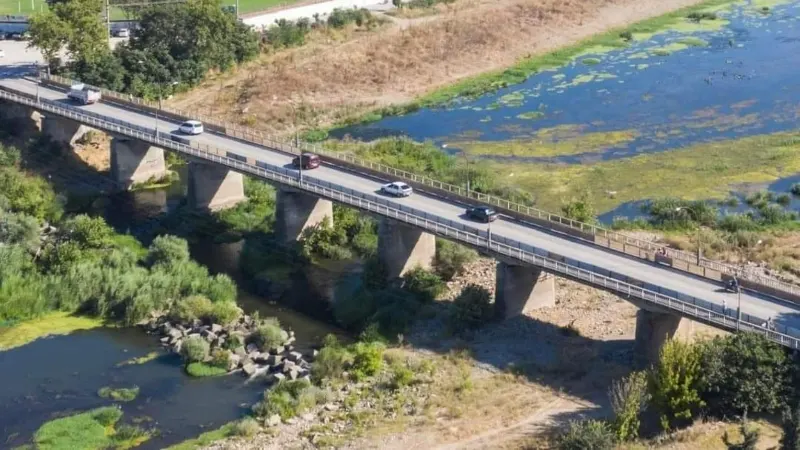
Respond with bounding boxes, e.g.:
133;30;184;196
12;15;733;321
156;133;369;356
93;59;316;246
336;0;800;161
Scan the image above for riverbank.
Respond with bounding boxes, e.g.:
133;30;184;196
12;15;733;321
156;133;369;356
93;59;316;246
169;0;722;134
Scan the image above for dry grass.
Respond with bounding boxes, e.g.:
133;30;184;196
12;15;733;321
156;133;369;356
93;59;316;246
169;0;705;134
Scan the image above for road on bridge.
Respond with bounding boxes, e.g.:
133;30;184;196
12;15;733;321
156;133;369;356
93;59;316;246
3;76;800;333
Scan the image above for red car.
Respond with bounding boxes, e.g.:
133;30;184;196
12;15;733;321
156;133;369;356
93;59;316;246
292;152;320;170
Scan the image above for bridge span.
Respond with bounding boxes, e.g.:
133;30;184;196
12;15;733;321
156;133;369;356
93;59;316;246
2;75;800;358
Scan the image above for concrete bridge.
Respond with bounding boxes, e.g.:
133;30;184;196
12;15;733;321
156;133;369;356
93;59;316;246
2;76;800;359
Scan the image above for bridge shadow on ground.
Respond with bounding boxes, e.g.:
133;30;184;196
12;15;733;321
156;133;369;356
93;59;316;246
406;300;642;411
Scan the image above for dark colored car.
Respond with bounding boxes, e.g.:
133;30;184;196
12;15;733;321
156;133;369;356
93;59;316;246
466;206;498;223
292;152;320;170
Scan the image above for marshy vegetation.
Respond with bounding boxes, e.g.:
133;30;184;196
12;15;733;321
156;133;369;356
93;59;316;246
33;406;151;449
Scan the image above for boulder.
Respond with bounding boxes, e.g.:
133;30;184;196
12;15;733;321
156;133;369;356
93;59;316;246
203;332;217;343
280;360;296;374
311;349;319;360
266;354;283;366
234;346;247;357
167;328;183;340
242;363;257;377
246;343;259;354
323;403;340;412
265;414;281;427
287;367;300;380
287;351;303;363
270;345;285;355
253;353;270;364
172;341;182;353
228;354;241;371
272;372;287;383
210;324;223;334
159;336;170;344
285;336;296;346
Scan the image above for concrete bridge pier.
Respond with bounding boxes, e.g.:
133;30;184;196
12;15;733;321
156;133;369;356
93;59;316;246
378;219;436;280
187;162;246;211
634;308;695;363
275;188;334;242
494;262;555;319
41;114;91;147
110;137;168;190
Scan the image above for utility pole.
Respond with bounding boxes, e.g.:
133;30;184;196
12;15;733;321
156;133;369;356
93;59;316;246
105;0;112;48
235;0;239;18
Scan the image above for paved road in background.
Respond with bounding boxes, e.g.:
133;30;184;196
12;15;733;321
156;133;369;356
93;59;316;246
2;75;799;333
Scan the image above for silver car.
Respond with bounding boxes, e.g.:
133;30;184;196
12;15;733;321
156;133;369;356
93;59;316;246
381;181;413;197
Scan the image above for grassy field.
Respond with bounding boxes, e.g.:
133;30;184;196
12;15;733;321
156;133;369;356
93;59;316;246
0;0;304;17
491;132;800;213
0;312;104;351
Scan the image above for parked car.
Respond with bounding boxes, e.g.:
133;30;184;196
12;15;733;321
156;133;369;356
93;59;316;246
466;206;498;223
179;120;204;135
115;28;130;38
0;49;5;58
292;152;320;170
10;32;22;40
67;83;101;105
381;181;413;197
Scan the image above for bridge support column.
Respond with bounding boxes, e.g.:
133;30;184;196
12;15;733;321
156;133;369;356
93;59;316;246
634;309;695;363
187;162;245;211
377;219;436;279
494;263;555;319
275;188;333;242
110;137;168;190
41;115;91;147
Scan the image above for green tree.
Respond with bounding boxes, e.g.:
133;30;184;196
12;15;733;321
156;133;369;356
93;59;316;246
781;403;800;450
147;235;191;268
561;191;596;223
609;371;650;441
0;212;41;251
28;11;70;73
434;239;477;281
60;215;114;250
699;333;790;417
450;284;493;331
401;267;445;303
558;420;615;450
52;0;108;62
649;339;704;431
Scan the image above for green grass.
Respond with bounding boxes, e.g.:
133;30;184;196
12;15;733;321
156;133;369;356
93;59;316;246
33;406;150;450
491;132;800;213
0;312;104;351
116;351;160;367
451;128;639;158
98;386;140;402
186;362;228;377
164;423;236;450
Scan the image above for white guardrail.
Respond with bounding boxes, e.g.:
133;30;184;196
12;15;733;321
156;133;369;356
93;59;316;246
3;87;800;349
37;73;800;300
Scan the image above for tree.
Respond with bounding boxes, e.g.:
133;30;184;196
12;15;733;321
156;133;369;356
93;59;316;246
609;370;650;441
699;333;790;417
450;284;493;331
561;191;596;223
781;403;800;450
28;11;69;73
0;212;41;251
60;215;114;250
434;239;477;281
52;0;108;63
401;267;445;303
649;339;704;431
147;235;191;268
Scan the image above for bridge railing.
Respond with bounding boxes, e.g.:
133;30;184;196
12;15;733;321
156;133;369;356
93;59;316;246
6;86;800;348
34;74;800;302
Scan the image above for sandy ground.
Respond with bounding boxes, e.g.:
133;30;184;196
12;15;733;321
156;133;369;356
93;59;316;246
170;0;709;134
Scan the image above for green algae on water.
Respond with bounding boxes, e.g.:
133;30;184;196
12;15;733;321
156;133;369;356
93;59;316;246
582;57;602;65
517;111;545;120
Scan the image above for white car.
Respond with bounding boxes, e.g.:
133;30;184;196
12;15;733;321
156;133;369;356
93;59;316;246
0;49;4;58
179;120;204;135
116;28;130;38
381;181;413;197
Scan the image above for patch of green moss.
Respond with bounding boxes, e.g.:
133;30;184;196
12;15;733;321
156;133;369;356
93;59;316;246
679;36;709;47
0;312;104;351
516;111;545;120
116;351;161;367
98;386;140;402
581;57;602;65
33;406;150;450
452;128;639;158
163;423;236;450
186;362;228;377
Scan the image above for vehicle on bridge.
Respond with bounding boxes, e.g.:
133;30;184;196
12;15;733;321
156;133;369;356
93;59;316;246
179;120;205;135
381;181;413;197
466;206;498;223
292;152;320;170
67;84;101;105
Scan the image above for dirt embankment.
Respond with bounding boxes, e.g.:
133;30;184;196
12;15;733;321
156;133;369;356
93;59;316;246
170;0;707;134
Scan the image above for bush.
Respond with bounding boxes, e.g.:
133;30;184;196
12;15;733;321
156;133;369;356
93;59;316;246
233;417;260;437
389;362;414;390
350;341;384;381
699;333;790;417
327;7;376;29
619;30;633;41
251;319;288;351
434;239;478;281
450;284;493;331
558;420;615;450
561;193;596;224
311;335;353;382
609;371;649;441
299;217;352;261
402;267;445;303
723;420;759;450
208;301;242;326
649;339;704;430
262;18;310;49
210;348;232;369
170;295;214;325
778;193;792;206
97;386;140;402
147;235;190;267
252;379;326;420
181;336;210;363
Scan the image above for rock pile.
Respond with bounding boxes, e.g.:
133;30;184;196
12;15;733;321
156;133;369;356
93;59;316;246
142;313;314;382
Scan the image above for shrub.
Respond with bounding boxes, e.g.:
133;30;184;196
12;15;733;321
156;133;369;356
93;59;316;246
723;419;760;450
262;18;310;49
619;30;633;41
147;235;190;267
609;371;649;441
561;193;597;224
170;295;214;325
311;335;353;382
450;284;493;331
300;217;352;261
699;333;790;417
210;348;232;369
252;379;325;420
327;7;376;29
181;336;210;363
251;319;288;351
93;406;124;427
434;239;478;281
558;420;615;450
649;339;704;430
402;267;445;303
350;341;384;381
233;418;260;437
389;362;414;389
208;301;242;326
778;194;792;206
